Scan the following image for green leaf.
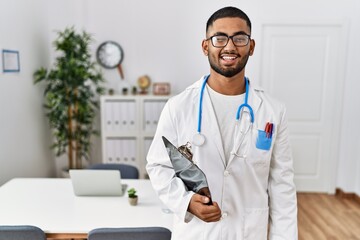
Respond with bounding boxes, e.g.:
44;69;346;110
33;26;105;169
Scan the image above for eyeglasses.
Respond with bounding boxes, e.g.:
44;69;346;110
206;34;251;48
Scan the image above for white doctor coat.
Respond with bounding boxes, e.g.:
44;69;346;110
146;77;298;240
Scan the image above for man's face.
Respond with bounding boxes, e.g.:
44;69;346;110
202;17;255;78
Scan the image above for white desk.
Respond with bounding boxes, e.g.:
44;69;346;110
0;178;173;239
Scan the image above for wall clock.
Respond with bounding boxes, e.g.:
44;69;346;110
96;41;124;79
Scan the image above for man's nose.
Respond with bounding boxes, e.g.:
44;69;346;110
223;37;237;50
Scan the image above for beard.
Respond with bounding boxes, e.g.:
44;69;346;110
208;51;250;78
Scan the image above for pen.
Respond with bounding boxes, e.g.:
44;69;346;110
265;122;270;138
265;122;274;138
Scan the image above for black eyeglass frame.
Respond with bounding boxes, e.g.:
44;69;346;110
206;33;252;48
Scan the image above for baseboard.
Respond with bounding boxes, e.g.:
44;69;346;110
335;188;360;205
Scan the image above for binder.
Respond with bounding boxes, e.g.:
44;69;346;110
144;101;152;131
151;102;158;130
106;139;115;163
120;101;128;129
154;101;164;129
105;101;114;132
115;138;122;163
128;101;136;130
113;101;121;132
123;139;129;162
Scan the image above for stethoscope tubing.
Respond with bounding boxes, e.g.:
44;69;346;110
198;74;254;127
194;74;255;147
197;76;208;133
235;78;254;123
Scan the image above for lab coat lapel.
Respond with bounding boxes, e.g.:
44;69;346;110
201;86;226;166
247;83;262;125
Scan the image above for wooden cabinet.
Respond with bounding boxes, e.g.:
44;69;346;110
100;95;170;178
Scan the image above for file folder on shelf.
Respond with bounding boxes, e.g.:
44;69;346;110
101;95;170;179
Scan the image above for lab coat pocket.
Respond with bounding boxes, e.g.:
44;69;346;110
246;128;272;165
243;207;269;240
256;130;272;150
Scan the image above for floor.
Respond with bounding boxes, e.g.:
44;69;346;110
297;192;360;240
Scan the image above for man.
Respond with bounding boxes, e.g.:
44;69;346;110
146;6;297;240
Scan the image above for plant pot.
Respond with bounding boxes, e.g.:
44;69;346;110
128;197;138;206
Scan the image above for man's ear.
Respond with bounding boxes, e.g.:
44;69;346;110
202;39;209;56
249;39;255;56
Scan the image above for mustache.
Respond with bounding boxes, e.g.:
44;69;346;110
220;51;240;56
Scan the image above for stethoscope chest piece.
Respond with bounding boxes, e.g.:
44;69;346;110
192;133;205;146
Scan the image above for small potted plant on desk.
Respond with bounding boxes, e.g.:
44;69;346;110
127;188;138;206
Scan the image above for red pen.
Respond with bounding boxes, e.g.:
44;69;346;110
265;122;270;138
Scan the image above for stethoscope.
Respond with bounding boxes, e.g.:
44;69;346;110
192;74;255;147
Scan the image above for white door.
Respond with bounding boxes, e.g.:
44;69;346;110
258;22;347;192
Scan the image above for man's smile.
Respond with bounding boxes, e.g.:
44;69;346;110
220;54;239;65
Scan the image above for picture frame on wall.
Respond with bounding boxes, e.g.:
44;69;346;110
153;82;170;95
2;49;20;73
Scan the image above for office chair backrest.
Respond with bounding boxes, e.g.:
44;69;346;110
0;225;46;240
88;227;171;240
87;163;139;179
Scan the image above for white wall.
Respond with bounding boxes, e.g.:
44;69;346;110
1;0;359;195
0;0;54;185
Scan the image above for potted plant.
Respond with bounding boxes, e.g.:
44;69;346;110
127;188;138;206
34;26;104;172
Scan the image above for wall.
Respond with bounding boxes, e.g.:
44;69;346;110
0;0;54;184
0;0;359;195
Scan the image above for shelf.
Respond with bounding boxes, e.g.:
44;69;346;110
100;95;170;178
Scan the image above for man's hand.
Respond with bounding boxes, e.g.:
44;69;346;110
188;193;222;222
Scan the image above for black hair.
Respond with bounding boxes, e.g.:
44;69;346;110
206;6;252;34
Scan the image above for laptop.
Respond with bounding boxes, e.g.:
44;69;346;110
69;169;127;196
